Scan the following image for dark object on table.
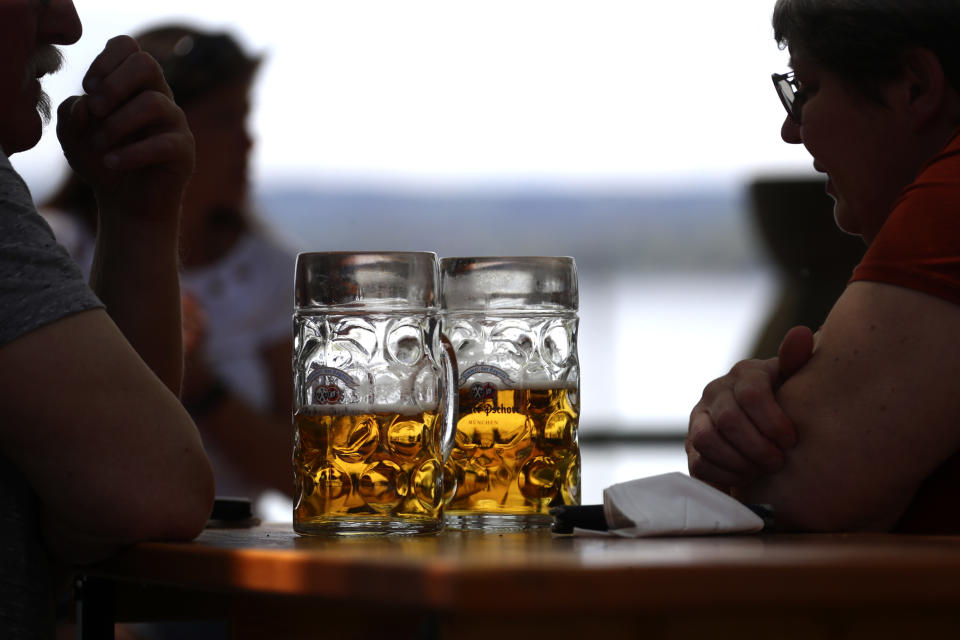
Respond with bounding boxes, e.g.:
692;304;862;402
550;504;607;534
207;497;260;528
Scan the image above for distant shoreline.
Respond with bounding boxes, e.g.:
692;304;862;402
254;182;768;271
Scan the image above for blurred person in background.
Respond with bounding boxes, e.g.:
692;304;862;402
746;176;864;360
686;0;960;533
42;24;296;519
0;0;214;636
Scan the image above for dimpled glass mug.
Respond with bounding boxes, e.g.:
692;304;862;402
440;256;580;531
293;252;457;535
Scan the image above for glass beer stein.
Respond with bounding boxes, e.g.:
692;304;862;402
440;256;580;530
293;252;457;535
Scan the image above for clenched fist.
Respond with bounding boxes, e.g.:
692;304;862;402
56;35;194;224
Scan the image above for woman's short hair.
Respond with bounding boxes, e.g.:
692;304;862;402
772;0;960;101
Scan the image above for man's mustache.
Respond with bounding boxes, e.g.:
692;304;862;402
26;46;65;124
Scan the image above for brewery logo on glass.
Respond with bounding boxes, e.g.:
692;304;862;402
305;366;356;406
459;363;514;388
313;385;340;404
471;382;495;402
464;367;521;415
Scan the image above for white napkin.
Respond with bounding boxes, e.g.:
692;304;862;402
575;472;765;537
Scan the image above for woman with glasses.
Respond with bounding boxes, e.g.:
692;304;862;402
42;25;296;520
686;0;960;532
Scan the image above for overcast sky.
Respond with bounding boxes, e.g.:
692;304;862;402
12;0;817;197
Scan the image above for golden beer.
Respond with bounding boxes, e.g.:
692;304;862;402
293;405;443;534
444;382;580;526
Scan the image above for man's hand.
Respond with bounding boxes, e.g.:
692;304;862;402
686;326;815;491
56;35;194;220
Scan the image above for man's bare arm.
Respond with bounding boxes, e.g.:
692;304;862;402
0;310;214;564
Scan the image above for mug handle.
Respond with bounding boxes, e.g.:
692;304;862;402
438;334;459;461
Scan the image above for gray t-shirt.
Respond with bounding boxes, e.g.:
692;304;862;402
0;150;102;638
0;151;102;345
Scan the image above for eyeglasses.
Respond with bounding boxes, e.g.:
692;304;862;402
772;71;802;124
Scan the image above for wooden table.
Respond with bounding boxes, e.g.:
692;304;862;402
79;523;960;639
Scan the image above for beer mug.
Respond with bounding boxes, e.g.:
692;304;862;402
440;256;580;530
293;252;457;535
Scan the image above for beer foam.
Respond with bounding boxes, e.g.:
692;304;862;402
299;401;439;416
459;379;578;392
